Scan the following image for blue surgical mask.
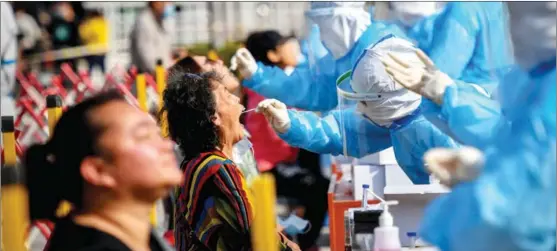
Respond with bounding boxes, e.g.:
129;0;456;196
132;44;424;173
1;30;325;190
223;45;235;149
278;214;311;236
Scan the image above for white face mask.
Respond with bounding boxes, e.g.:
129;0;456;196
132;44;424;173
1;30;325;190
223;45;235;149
307;7;370;59
391;2;441;27
232;136;259;185
508;2;557;71
357;96;421;127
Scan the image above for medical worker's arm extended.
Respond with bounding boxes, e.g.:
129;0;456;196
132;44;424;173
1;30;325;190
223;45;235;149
277;108;392;158
243;61;338;112
422;80;504;149
420;75;556;251
425;3;477;79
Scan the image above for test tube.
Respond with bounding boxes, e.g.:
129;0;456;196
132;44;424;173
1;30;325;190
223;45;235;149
407;232;417;248
361;184;369;208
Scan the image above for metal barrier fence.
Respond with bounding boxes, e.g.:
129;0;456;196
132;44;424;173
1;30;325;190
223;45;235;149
1;57;280;251
1;59;166;251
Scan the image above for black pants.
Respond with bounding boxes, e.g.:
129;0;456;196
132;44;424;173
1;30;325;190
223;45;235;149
266;149;329;250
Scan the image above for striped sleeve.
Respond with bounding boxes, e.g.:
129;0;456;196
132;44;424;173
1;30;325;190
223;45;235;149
181;153;294;251
193;161;252;250
210;163;294;251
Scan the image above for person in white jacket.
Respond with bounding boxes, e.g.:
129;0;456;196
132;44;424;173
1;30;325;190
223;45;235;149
1;2;18;118
130;2;173;74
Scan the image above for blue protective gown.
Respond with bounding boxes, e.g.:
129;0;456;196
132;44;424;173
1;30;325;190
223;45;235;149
419;65;534;149
278;104;461;184
420;62;556;251
242;22;407;112
421;2;514;94
419;82;504;149
378;12;440;51
376;2;511;93
406;2;515;147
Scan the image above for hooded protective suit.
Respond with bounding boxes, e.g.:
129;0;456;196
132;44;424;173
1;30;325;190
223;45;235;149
274;35;460;184
420;2;556;250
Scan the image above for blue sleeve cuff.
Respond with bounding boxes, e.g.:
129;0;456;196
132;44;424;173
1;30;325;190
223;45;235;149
242;62;267;89
277;110;306;147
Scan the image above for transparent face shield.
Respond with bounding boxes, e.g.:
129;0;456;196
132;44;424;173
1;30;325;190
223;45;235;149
302;8;337;79
304;5;371;74
336;70;404;157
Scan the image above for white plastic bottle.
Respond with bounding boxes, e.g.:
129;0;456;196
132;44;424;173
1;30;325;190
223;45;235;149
373;202;401;251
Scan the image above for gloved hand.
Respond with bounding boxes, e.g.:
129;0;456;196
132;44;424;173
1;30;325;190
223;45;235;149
230;48;258;79
256;99;290;134
424;146;485;188
381;48;454;105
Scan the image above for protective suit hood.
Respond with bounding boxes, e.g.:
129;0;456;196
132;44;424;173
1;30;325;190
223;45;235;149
306;1;371;59
508;2;556;71
348;35;422;126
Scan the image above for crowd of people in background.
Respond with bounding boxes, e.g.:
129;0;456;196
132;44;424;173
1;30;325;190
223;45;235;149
2;1;555;251
8;2;108;73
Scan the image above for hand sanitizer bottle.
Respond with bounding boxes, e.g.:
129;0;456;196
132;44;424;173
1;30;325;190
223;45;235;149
373;201;401;251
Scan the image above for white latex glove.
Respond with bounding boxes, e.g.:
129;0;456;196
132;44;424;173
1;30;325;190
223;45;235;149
256;99;290;134
381;48;454;105
424;146;485;188
230;48;258;79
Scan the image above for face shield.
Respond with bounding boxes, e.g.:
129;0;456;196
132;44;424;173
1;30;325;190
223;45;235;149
305;2;371;60
299;23;335;79
336;35;422;157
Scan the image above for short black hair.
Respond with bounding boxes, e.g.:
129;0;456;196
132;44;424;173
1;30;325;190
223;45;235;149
25;90;126;221
172;56;203;74
245;30;292;66
163;65;223;161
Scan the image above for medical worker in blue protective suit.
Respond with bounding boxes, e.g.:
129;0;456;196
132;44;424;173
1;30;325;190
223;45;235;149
386;2;556;250
381;46;504;149
231;2;408;112
255;35;461;184
417;2;514;94
373;2;512;94
383;2;444;48
370;2;513;148
380;2;519;149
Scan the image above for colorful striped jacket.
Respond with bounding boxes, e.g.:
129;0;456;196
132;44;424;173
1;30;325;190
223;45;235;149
174;150;295;251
